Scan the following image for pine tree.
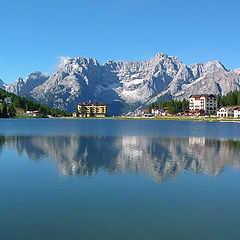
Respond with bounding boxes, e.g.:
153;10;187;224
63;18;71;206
7;104;16;117
1;102;8;118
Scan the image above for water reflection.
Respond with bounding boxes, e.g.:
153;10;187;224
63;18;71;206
1;135;240;182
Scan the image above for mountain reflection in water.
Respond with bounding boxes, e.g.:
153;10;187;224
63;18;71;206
1;135;240;182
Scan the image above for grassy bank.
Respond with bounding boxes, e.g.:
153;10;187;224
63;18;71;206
104;116;240;122
5;115;240;122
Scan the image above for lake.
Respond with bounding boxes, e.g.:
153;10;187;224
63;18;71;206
0;119;240;240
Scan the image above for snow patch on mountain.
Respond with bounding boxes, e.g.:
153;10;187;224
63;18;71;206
1;52;239;115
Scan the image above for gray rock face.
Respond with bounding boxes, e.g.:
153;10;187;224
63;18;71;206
5;72;49;97
1;53;240;114
0;79;7;89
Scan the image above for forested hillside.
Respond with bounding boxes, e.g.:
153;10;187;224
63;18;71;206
149;99;189;114
0;89;71;118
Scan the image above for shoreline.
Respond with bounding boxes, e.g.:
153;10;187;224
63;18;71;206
1;116;240;123
107;116;240;123
72;116;240;123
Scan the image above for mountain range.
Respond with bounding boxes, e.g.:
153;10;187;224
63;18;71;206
1;52;240;115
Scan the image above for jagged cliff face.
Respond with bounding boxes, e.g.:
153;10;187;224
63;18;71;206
1;53;240;115
5;71;49;97
0;79;7;89
2;135;240;182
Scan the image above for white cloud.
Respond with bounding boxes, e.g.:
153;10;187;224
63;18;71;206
54;56;71;69
42;72;50;77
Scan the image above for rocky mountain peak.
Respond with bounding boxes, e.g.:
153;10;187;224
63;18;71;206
0;52;239;115
58;56;101;75
16;77;24;82
24;71;48;83
203;60;227;74
4;72;48;97
234;68;240;75
154;52;168;59
0;79;6;89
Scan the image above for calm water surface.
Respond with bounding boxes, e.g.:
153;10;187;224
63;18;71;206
1;119;240;240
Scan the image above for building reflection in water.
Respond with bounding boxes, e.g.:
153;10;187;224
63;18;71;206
1;135;240;182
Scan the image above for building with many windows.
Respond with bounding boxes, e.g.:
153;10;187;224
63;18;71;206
77;102;108;117
151;107;164;116
189;94;218;115
217;107;234;118
233;108;240;119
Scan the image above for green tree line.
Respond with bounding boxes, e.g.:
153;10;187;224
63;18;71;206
0;88;71;118
217;90;240;107
149;99;189;114
149;90;240;115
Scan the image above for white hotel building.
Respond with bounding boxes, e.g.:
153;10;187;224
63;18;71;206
189;94;218;115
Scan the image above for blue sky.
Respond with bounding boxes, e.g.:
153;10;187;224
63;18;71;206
0;0;239;83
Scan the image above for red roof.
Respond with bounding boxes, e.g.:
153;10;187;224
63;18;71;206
189;94;217;98
200;94;217;98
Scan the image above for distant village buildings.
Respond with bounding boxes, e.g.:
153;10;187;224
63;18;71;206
189;94;240;118
234;108;240;119
141;94;220;118
26;110;43;117
141;110;151;117
141;107;168;117
74;102;108;118
4;97;11;104
189;94;218;115
0;97;12;104
217;107;234;118
71;95;240;120
151;107;164;116
217;107;240;119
